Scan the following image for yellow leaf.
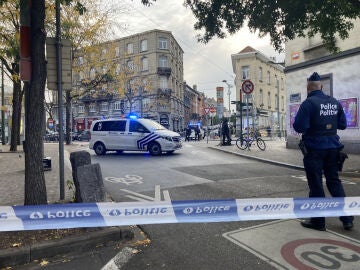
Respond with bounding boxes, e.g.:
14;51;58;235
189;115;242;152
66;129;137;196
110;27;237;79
40;260;49;266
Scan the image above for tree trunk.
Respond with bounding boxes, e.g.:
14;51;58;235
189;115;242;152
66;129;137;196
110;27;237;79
24;0;47;205
10;78;21;151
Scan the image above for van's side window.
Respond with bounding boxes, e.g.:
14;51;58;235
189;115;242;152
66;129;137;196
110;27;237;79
93;120;126;132
129;121;149;133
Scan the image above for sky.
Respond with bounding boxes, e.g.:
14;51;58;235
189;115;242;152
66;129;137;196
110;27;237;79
112;0;284;110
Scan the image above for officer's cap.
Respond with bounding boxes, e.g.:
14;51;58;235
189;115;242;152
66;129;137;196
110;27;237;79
307;72;321;82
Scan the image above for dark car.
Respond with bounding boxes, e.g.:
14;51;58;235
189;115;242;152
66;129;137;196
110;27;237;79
70;131;80;141
78;130;91;141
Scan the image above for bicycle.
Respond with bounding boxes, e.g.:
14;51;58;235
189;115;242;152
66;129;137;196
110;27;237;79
235;132;266;151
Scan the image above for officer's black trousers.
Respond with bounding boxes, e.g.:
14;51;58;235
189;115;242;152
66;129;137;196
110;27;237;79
303;148;354;225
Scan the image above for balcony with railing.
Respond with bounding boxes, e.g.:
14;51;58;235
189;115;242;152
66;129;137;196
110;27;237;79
157;67;172;76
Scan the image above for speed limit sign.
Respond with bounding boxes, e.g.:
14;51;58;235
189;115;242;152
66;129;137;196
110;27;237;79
242;80;254;94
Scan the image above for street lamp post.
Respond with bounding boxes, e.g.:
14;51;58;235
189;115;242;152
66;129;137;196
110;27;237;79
222;80;233;114
276;76;281;138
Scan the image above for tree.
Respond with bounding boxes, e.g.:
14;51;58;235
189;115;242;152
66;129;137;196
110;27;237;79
0;1;24;151
143;0;360;53
45;0;124;144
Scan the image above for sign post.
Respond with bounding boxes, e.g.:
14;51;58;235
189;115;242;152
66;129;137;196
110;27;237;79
242;80;254;141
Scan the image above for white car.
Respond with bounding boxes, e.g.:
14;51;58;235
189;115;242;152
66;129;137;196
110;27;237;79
89;118;182;156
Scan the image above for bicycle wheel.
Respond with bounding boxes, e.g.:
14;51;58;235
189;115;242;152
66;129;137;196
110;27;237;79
236;137;248;150
256;138;266;151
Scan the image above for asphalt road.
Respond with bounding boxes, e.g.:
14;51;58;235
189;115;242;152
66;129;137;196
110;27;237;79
91;142;360;270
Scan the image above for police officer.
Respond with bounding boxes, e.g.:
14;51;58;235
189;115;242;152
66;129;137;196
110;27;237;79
221;118;231;145
293;72;354;231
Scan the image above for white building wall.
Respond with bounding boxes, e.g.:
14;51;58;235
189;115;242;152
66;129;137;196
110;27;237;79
286;54;360;153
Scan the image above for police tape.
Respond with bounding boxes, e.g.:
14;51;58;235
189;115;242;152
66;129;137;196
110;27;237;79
1;197;359;232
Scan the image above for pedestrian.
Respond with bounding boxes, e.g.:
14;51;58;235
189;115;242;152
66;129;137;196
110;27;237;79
195;126;200;141
221;118;231;145
185;127;191;142
293;72;354;231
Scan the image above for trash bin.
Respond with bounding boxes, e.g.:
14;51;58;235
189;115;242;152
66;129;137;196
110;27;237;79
43;157;52;171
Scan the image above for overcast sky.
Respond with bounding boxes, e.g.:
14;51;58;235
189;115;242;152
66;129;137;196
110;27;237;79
114;0;284;109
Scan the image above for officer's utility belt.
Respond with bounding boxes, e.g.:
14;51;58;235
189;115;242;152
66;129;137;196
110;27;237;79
298;140;348;171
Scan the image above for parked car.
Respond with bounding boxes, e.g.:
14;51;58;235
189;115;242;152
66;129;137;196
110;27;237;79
70;131;80;141
78;130;91;141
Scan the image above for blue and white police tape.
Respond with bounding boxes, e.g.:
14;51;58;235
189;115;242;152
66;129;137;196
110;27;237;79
0;197;359;232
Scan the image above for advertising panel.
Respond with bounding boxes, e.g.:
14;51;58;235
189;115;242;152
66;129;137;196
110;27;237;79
339;97;358;128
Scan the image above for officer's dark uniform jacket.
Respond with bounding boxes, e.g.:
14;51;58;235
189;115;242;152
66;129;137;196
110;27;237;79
293;90;347;150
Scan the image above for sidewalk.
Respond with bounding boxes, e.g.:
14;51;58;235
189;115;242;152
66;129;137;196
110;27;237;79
201;137;360;177
0;142;145;269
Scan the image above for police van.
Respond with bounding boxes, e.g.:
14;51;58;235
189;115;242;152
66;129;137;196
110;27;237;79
89;117;182;156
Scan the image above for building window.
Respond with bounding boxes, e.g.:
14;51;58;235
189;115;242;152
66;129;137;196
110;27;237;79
142;57;148;71
159;55;168;67
78;56;84;65
275;94;278;109
140;39;148;52
158;37;168;49
142;97;150;109
281;96;285;111
159;76;168;89
115;47;120;57
126;60;134;71
100;102;108;111
114;101;121;110
258;67;263;82
89;104;96;112
259;89;263;106
267;92;271;108
90;67;96;80
116;63;121;75
242;66;250;80
127;43;133;54
267;71;271;84
101;49;107;60
281;78;284;91
78;105;85;113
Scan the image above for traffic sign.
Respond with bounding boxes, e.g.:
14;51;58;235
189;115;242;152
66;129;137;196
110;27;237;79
242;80;254;94
204;108;210;114
209;107;216;113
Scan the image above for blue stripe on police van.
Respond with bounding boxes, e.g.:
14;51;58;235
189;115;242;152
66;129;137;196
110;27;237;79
137;133;160;149
12;203;106;230
172;199;239;223
98;201;177;226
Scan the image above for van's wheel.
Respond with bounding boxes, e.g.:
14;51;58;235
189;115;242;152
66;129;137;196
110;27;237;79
94;142;106;155
148;142;162;156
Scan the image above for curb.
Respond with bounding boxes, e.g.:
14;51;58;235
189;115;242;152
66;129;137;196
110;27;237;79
208;146;360;178
208;146;304;171
0;226;136;268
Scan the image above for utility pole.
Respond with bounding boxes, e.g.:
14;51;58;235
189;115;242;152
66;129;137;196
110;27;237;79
55;0;65;200
276;76;281;138
222;80;233;114
1;60;5;145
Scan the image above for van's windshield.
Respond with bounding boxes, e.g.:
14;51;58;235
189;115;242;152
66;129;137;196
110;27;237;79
138;119;167;131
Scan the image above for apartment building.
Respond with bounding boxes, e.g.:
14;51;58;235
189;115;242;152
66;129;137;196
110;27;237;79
231;46;286;136
183;83;206;129
285;20;360;153
71;29;184;131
